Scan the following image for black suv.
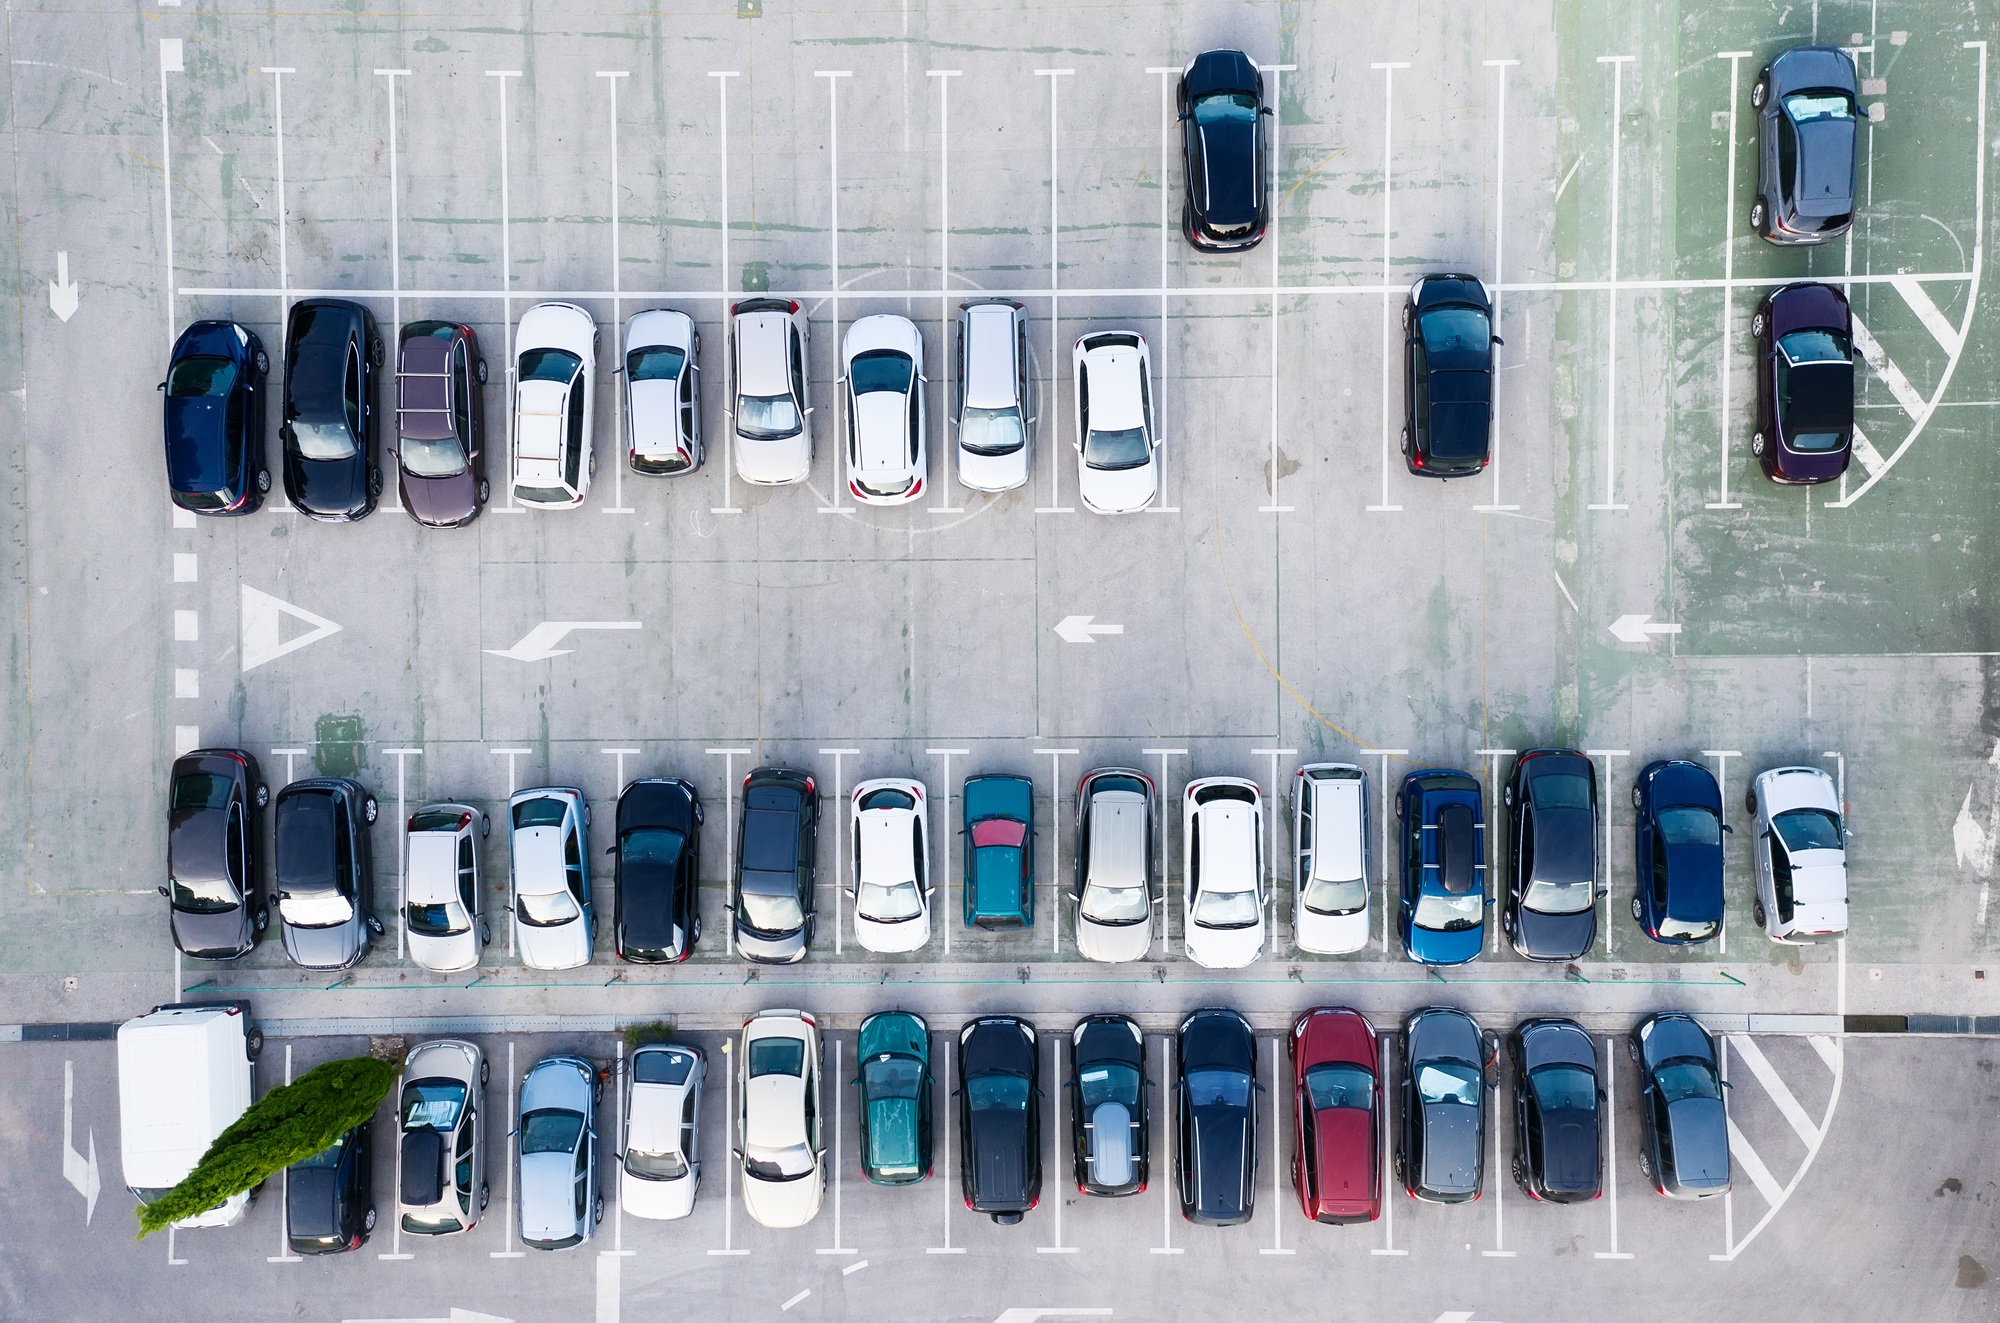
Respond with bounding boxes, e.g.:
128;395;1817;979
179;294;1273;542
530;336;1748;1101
960;1016;1040;1224
1175;1008;1257;1226
1179;49;1269;251
1401;275;1500;477
612;777;703;963
1070;1013;1149;1197
163;748;269;959
732;768;819;963
1501;749;1601;962
286;1119;375;1254
1751;46;1860;245
1396;1006;1497;1204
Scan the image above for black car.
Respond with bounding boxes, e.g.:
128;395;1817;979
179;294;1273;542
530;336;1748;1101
273;777;381;970
282;299;383;521
1751;46;1860;245
732;767;819;963
1501;750;1601;962
1632;760;1728;946
287;1119;375;1254
612;778;703;963
1630;1013;1732;1199
162;748;269;959
161;320;270;515
1178;49;1269;251
1175;1008;1256;1226
1070;1014;1148;1197
1397;1006;1497;1204
959;1015;1041;1224
1508;1018;1601;1204
1401;275;1500;477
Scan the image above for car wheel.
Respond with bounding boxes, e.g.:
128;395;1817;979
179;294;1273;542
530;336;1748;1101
253;349;271;376
1399;425;1411;457
363;1205;378;1232
1401;302;1412;333
1502;784;1513;808
246;1026;265;1060
479;921;491;946
477;479;490;504
479;1183;491;1210
254;905;270;933
1511;1155;1525;1187
480;811;491;838
589;450;598;478
594;1195;605;1225
1630;895;1643;923
369;337;386;368
255;783;270;808
364;797;379;824
1750;432;1766;457
256;469;272;494
1753;899;1767;927
1626;1037;1641;1063
1392;1150;1406;1181
1750;311;1766;338
369;468;384;498
1751;79;1767;109
1636;1149;1654;1180
476;358;489;385
366;913;385;937
1749;199;1766;231
480;1058;490;1086
1630;784;1643;811
1745;789;1758;815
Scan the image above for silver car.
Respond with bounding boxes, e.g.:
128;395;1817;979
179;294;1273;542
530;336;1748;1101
1072;768;1157;963
624;309;702;475
396;1039;489;1237
620;1043;704;1220
1747;766;1849;943
953;299;1035;492
404;802;489;974
517;1054;602;1251
730;297;813;485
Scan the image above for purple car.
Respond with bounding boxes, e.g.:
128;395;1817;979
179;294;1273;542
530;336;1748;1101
1750;281;1853;484
393;321;489;527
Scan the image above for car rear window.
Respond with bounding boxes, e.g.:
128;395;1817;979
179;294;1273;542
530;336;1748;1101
634;1048;697;1086
627;346;685;381
748;1036;806;1078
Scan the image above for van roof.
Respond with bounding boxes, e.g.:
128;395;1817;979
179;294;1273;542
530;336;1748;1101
963;304;1020;410
1308;777;1365;883
117;1005;253;1189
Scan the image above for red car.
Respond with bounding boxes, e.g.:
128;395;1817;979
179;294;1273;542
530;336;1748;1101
1290;1007;1380;1224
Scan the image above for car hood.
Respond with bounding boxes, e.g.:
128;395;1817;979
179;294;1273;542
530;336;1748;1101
165;399;229;489
283;917;362;969
1184;49;1257;99
1516;904;1595;961
1185;916;1263;969
736;922;807;962
519;1152;582;1244
519;916;592;970
1295;905;1369;955
288;453;367;517
1419;1104;1480;1194
1665;1098;1731;1187
410;927;480;973
956;439;1029;492
855;908;930;953
1407;918;1483;966
171;904;251;958
621;1164;696;1220
628;379;682;456
1077;450;1157;513
969;1109;1030;1205
859;1015;928;1060
1076;912;1152;963
734;426;811;483
1542;1109;1600;1193
743;1161;822;1228
401;467;476;526
521;1063;591;1114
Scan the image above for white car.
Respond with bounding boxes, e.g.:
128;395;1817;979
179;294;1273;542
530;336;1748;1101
1290;764;1371;954
509;787;594;970
1747;766;1849;943
620;1043;704;1221
623;308;702;475
1182;776;1265;968
730;297;813;485
739;1010;825;1229
842;315;927;504
1072;768;1156;963
849;778;933;954
1071;330;1158;513
954;299;1035;493
404;802;490;973
511;302;597;508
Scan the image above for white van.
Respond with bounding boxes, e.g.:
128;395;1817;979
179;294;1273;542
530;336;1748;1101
1291;763;1372;955
118;1000;263;1228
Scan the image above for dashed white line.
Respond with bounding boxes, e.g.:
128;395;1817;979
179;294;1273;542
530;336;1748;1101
781;1289;811;1311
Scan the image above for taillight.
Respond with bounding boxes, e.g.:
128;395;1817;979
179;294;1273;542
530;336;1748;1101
458;812;473;829
908;477;924;497
1412;451;1425;469
804;777;816;795
849;481;865;499
788;300;801;314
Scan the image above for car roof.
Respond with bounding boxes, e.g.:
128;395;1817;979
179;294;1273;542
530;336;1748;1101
735;312;793;396
744;1074;808;1147
1195;801;1258;891
1087;797;1148;886
858;807;917;881
405;833;460;904
1306;776;1365;882
514;379;569;480
1082;343;1146;431
963;304;1021;410
512;827;567;895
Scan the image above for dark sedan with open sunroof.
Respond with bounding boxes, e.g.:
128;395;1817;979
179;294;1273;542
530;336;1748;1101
1751;281;1853;484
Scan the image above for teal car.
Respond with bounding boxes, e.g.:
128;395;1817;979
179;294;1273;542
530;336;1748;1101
962;774;1036;928
856;1011;932;1185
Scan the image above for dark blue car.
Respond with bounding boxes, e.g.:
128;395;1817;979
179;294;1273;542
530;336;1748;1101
1397;769;1486;965
160;320;270;515
1631;761;1727;945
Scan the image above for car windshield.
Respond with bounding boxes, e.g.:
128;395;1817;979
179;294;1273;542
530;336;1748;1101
849;349;913;395
626;345;685;382
1420;307;1491;360
1655;1059;1722;1104
1786;90;1855;121
293;1134;346;1170
1774;807;1843;852
1529;1064;1597;1113
401;1079;467;1131
1657;806;1721;847
967;1073;1030;1110
1081;882;1150;925
737;393;802;440
1529;773;1592;811
290;419;356;461
738;887;805;934
1413;890;1484;932
1304;1063;1374;1110
513;798;568;830
1522;875;1594;916
625;1144;688;1181
862;1055;926;1100
399;434;466;479
1192;886;1260;929
1184;1068;1251;1109
518;348;580;384
748;1037;806;1078
1779;329;1850;365
519;1109;584;1155
1302;875;1368;917
1083;425;1150;470
517;888;580;927
1193;91;1258;124
1414;1060;1481;1106
406;901;466;937
1078;1061;1139;1109
857;879;925;922
170;873;240;913
744;1143;815;1181
622;827;686;870
960;405;1025;456
168;356;238;398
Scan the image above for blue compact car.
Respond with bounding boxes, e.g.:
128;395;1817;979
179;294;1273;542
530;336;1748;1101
160;320;270;515
1397;769;1487;965
1631;760;1727;945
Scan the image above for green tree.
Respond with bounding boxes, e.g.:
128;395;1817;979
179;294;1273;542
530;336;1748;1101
136;1056;395;1238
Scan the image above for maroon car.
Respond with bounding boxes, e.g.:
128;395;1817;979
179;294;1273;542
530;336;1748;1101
393;321;489;526
1750;281;1853;484
1291;1007;1380;1224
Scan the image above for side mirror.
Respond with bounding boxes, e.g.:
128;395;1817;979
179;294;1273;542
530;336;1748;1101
1721;823;1735;835
606;845;616;855
1595;888;1609;900
156;382;167;392
803;407;815;416
844;887;856;900
157;885;170;898
386;447;399;460
1491;335;1505;347
926;886;937;897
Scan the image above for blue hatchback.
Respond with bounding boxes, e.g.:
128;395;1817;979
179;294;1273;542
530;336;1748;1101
1631;761;1727;945
1397;769;1486;965
160;319;270;515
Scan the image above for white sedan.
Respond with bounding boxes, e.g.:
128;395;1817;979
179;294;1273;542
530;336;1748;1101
739;1010;825;1229
849;778;933;953
1182;776;1265;968
842;315;926;504
623;308;701;475
620;1043;704;1220
404;802;489;973
511;302;597;508
508;787;594;970
1747;766;1849;943
1071;330;1158;513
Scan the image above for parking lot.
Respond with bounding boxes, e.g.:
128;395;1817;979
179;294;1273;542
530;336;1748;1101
5;0;2000;1317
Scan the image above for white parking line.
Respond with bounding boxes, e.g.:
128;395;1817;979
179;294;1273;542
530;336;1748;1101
815;70;853;516
1476;59;1522;515
843;1259;868;1275
1258;62;1297;515
1362;750;1407;952
927;1034;964;1254
820;748;861;954
492;748;530;955
1483;1057;1513;1256
1252;750;1296;950
1593;1035;1633;1259
1143;749;1187;955
1586;750;1629;959
598;71;634;516
487;71;524;516
927;749;968;954
1371;1031;1406;1255
596;1253;621;1323
1034;68;1075;516
384;748;423;962
1038;1034;1077;1253
1475;749;1516;956
258;67;295;314
1726;1034;1822;1147
1588;55;1635;514
1036;749;1079;954
708;71;743;516
1367;63;1408;514
1850;317;1928;417
927;70;964;517
706;748;753;950
1702;749;1741;954
1725;1114;1785;1206
607;1042;633;1255
781;1289;810;1311
818;1037;855;1255
269;1044;302;1262
158;39;180;350
1891;274;1965;352
271;747;307;784
709;1036;746;1255
1706;51;1752;512
1144;66;1180;515
1260;1035;1293;1254
373;68;411;513
1151;1033;1182;1254
491;1040;525;1257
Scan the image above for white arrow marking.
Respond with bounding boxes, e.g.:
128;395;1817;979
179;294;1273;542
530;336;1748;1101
1954;787;1990;874
241;585;343;672
62;1060;100;1224
483;621;642;662
48;252;78;322
1052;615;1124;645
342;1311;516;1323
1607;613;1683;645
991;1312;1114;1323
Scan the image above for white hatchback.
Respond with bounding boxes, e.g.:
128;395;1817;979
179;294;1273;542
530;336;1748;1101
404;802;490;973
730;298;813;485
620;1043;704;1221
739;1010;825;1229
1747;766;1849;943
1072;768;1156;963
849;778;932;953
508;787;594;970
510;302;596;508
1291;764;1371;954
842;314;927;504
1182;776;1265;968
1071;330;1158;513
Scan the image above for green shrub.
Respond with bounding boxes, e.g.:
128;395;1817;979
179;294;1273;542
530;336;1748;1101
623;1019;676;1050
135;1056;395;1238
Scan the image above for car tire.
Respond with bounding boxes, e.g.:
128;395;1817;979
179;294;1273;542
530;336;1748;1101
480;1058;490;1086
477;479;490;504
1630;784;1643;810
1511;1155;1526;1187
1749;199;1766;231
1636;1149;1654;1180
1745;789;1758;815
246;1026;265;1060
1399;425;1411;457
370;337;386;368
479;1183;491;1210
1626;1037;1640;1063
481;811;492;838
256;469;272;494
1750;311;1766;338
369;467;384;498
255;783;270;808
589;449;598;478
476;358;489;385
1502;784;1513;808
1754;899;1767;927
1751;432;1766;457
253;349;271;376
1751;79;1767;109
1401;302;1412;333
367;914;385;937
594;1195;604;1225
479;921;491;946
364;797;379;824
254;905;270;933
363;1205;378;1232
1630;895;1643;923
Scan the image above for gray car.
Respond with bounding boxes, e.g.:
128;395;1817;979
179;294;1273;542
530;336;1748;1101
624;309;701;475
517;1054;603;1251
1396;1006;1498;1204
1750;46;1860;245
953;299;1035;493
397;1039;489;1237
274;777;382;970
733;768;819;963
1630;1013;1732;1199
